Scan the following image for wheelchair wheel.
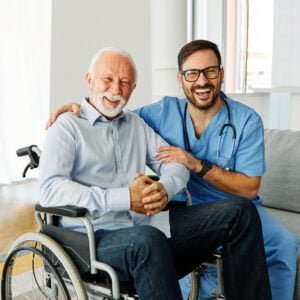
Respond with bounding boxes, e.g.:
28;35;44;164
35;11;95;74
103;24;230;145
1;232;88;300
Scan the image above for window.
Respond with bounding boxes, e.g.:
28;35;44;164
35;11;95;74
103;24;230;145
0;0;51;183
191;0;274;93
225;0;274;92
241;0;274;91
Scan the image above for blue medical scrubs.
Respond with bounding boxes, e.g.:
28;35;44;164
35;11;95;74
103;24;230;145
135;92;298;300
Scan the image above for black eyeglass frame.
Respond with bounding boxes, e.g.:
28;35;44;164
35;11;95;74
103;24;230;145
181;65;222;82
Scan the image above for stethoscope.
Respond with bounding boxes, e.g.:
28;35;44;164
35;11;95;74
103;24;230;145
183;95;237;169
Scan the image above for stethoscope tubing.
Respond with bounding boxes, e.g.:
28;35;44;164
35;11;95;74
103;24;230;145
183;96;237;169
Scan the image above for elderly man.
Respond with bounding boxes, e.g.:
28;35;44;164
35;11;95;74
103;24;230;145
40;47;271;299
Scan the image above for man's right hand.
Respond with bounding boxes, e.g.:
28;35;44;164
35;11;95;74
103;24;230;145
130;173;168;216
130;174;155;215
46;102;80;129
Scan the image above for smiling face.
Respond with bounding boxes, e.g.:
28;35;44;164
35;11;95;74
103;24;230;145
86;51;136;119
177;49;224;111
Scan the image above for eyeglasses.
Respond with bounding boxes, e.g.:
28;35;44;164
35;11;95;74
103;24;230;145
181;65;222;82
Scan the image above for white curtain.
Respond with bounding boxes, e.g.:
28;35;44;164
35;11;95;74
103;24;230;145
0;0;51;183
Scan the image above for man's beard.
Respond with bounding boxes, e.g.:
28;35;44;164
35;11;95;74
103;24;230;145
92;91;127;118
184;83;220;111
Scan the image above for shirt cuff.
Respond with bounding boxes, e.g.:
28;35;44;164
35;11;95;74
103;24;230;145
159;177;180;202
106;187;131;211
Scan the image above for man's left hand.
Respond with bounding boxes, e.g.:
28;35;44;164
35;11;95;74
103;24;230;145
156;146;201;173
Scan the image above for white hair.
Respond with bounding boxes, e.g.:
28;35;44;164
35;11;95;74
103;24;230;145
88;46;137;83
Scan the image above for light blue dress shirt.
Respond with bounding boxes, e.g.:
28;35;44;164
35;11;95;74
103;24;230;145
39;99;189;237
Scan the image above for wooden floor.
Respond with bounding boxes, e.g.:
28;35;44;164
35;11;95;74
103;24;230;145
0;179;38;256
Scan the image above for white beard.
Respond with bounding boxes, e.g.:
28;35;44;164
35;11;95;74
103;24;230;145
92;91;127;118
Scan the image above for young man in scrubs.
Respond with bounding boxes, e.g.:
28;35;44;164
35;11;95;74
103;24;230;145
48;40;298;300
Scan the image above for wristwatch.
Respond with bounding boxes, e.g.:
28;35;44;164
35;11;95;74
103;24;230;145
198;159;213;177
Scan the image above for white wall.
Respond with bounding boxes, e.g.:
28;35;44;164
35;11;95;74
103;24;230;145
228;92;270;127
151;0;187;101
49;1;300;131
272;0;300;87
230;89;300;131
50;0;151;112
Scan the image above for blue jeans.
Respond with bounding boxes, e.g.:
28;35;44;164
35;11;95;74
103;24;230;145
96;198;271;300
180;204;298;300
95;225;182;300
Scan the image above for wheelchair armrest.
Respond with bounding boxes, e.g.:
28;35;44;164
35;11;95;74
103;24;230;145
35;204;98;274
148;175;159;181
35;204;88;218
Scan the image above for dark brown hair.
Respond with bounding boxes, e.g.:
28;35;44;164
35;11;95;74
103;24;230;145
177;39;222;71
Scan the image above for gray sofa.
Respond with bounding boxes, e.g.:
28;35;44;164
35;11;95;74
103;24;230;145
260;129;300;299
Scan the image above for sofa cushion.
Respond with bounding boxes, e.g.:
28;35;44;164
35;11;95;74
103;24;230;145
260;129;300;213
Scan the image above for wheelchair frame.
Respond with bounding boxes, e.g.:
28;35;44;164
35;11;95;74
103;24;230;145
1;145;225;299
1;202;225;300
36;204;129;299
1;196;203;300
1;204;139;299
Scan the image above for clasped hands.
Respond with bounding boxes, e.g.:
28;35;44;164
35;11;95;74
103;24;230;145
130;173;168;216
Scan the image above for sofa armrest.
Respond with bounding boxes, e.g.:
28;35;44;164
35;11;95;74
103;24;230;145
260;129;300;213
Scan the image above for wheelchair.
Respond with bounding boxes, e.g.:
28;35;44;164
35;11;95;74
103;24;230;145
0;145;225;300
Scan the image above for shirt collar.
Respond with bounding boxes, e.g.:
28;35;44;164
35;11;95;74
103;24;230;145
80;98;126;125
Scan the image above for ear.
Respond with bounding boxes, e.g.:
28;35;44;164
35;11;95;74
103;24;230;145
177;72;184;88
85;72;92;90
220;66;225;84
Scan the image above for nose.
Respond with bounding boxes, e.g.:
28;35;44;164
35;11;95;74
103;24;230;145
196;71;209;85
110;80;121;95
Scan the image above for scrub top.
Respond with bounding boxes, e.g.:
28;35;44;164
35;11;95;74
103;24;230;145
135;91;266;205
